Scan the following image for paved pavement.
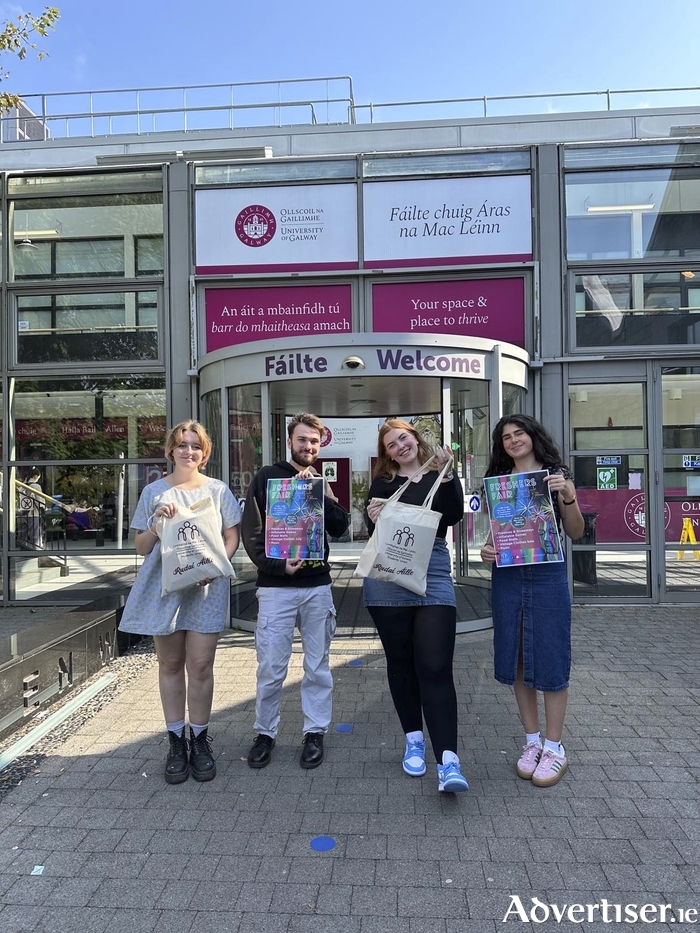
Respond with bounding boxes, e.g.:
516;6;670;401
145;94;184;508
0;605;698;932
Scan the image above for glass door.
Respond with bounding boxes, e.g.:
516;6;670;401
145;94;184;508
659;365;700;601
451;378;491;586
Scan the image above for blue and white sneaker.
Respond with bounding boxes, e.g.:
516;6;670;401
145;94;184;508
402;737;427;776
437;760;469;793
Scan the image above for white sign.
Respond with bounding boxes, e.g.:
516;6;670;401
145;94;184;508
363;175;532;267
195;185;358;271
467;494;482;513
322;461;338;482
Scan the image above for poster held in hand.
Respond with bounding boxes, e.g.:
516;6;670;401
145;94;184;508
265;477;325;560
159;496;235;595
483;469;563;567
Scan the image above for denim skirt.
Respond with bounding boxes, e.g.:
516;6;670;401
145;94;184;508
491;561;571;692
362;537;456;608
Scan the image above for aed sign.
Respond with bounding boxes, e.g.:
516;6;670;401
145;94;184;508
597;467;618;490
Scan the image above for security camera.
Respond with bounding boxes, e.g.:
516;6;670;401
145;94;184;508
342;355;365;370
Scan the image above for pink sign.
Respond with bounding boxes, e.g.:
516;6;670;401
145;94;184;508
372;278;525;347
206;285;353;352
577;487;698;545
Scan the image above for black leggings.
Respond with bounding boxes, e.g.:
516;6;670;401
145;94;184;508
367;604;458;762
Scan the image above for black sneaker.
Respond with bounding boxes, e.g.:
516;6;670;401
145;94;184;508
164;728;189;784
300;732;324;769
189;727;216;782
247;734;275;769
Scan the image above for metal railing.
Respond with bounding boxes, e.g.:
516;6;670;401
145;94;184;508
2;78;700;143
352;85;700;123
0;76;356;142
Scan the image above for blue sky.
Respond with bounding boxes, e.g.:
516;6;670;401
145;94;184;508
3;0;700;115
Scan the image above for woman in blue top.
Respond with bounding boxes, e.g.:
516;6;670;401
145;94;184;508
481;415;584;787
119;420;241;784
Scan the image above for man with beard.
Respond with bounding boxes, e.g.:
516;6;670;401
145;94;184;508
242;412;350;770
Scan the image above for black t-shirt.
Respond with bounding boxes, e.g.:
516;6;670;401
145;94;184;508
365;470;464;539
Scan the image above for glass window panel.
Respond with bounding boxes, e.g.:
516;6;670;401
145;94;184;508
202;389;222;480
55;239;124;277
564;142;700;169
569;383;646;450
663;452;700;582
17;290;159;364
565;167;700;261
14;241;52;277
572;550;650;597
664;553;700;592
503;383;527;418
228;384;262;503
135;235;164;275
363;151;530;177
8;170;163;195
13;375;166;460
227;384;263;622
574;272;700;348
195;160;356;185
566;215;630;260
570;454;649;545
662;367;700;448
10;193;163;282
11;462;166;558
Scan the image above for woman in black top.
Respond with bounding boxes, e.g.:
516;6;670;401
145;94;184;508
363;418;468;793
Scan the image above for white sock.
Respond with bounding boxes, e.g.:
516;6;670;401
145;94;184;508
441;750;459;766
166;719;186;735
406;730;424;745
544;738;563;755
526;731;541;746
190;722;209;737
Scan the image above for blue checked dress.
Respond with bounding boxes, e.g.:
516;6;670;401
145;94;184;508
119;477;241;636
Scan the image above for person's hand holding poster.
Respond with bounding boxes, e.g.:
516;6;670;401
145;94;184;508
483;470;563;567
265;477;325;560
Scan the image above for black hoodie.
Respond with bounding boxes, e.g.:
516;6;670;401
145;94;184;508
242;460;350;588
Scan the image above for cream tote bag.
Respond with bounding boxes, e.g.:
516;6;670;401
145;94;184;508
158;496;235;596
354;457;453;596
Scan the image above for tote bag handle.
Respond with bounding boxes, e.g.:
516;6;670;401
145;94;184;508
382;454;453;509
422;458;455;509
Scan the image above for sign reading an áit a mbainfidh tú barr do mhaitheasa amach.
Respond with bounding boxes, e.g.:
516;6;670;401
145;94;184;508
483;470;563;567
265;477;325;560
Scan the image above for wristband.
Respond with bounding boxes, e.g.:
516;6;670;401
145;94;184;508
561;497;576;506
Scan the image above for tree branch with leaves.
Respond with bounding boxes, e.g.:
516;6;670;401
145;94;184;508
0;6;60;112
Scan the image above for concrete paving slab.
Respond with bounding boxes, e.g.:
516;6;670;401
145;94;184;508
0;605;698;930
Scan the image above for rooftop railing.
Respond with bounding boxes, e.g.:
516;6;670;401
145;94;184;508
0;76;356;143
2;77;699;144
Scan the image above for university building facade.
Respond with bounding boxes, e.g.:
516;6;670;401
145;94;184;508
1;78;699;648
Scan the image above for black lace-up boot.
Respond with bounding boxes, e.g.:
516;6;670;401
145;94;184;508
164;728;189;784
189;727;216;782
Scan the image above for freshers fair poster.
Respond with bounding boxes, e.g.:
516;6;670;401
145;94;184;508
265;477;325;560
483;470;563;567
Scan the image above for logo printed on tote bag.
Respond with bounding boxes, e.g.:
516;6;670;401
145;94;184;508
177;520;201;542
392;525;415;546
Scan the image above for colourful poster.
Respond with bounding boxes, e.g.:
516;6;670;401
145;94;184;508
483;470;563;567
265;477;325;560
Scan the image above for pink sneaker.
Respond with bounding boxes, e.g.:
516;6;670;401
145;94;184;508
516;741;542;780
531;746;568;787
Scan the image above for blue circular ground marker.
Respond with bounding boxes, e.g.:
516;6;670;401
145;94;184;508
310;835;336;852
335;723;353;733
347;659;363;666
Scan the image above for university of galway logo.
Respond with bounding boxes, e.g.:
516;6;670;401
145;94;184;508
235;204;276;247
